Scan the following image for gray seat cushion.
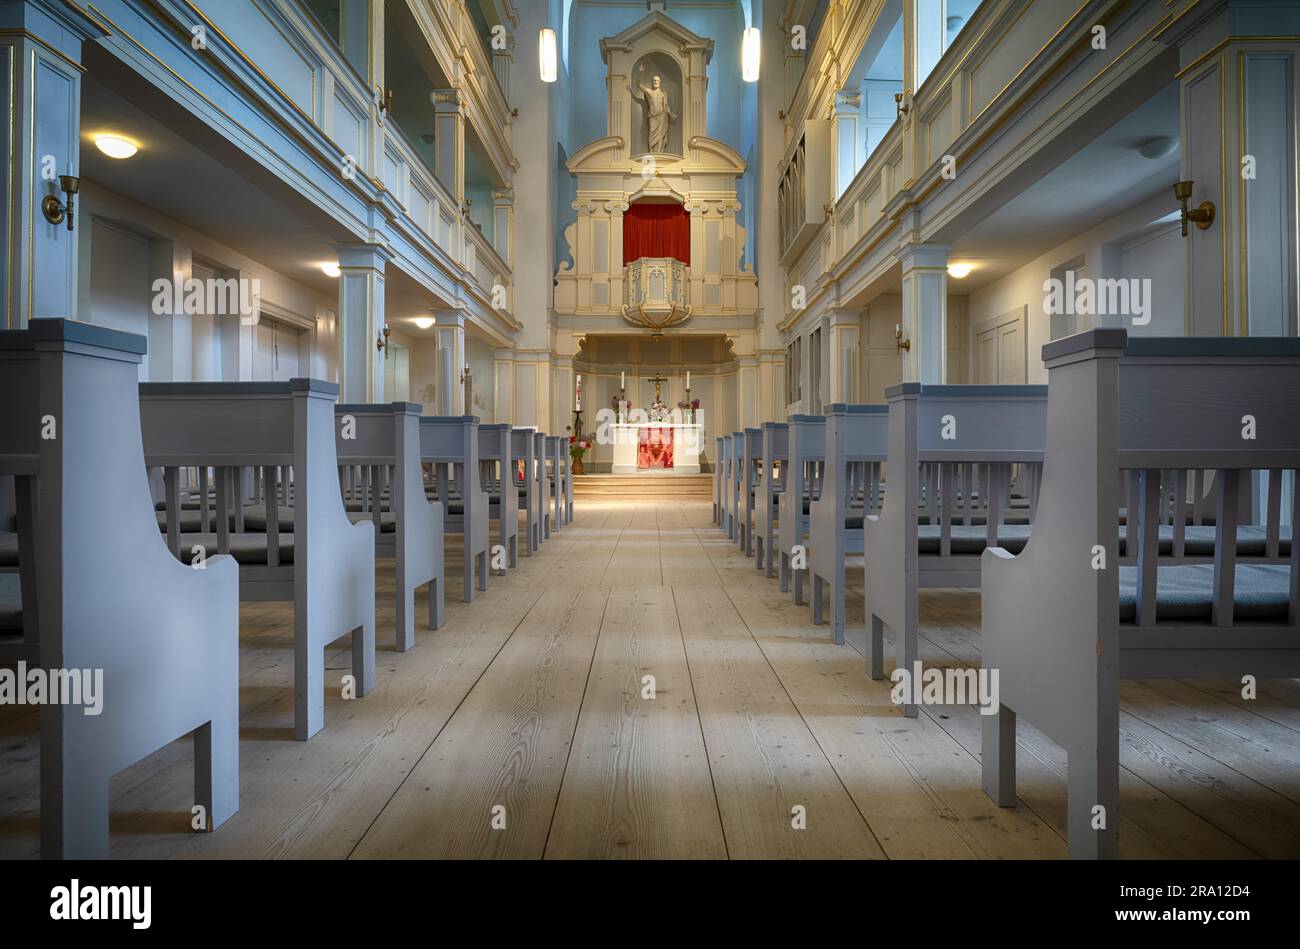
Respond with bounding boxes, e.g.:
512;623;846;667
173;532;296;565
1118;563;1291;623
918;524;1032;555
0;532;17;567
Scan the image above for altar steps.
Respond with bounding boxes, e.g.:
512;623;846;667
572;473;713;500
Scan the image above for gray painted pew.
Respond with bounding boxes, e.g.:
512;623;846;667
536;431;553;541
479;422;519;571
713;435;725;525
140;377;376;742
337;402;445;651
420;415;489;602
513;427;542;553
810;404;888;644
729;430;745;543
753;422;788;576
778;415;826;604
739;427;762;554
981;330;1300;859
863;384;1046;713
547;434;566;531
0;319;239;857
719;433;734;535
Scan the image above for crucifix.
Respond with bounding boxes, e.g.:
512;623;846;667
646;374;670;405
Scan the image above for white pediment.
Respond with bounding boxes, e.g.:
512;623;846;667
599;12;715;63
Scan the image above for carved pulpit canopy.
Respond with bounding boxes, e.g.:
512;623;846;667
599;12;714;160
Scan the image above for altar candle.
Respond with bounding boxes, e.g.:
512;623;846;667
685;370;690;389
576;374;582;410
620;371;625;389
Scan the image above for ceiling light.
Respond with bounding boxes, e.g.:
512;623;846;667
94;135;138;159
947;262;973;279
1137;136;1176;160
413;316;435;330
539;28;557;83
321;262;341;278
742;27;761;83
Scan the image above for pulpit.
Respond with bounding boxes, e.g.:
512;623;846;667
623;256;689;335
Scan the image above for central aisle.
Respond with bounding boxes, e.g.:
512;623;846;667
3;498;1294;859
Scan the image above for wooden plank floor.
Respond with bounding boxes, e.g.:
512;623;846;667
2;497;1299;859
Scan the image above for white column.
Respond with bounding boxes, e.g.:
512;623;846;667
432;89;466;263
833;91;861;199
897;242;950;384
1;1;102;328
827;309;860;403
334;242;392;403
911;0;947;93
147;240;192;381
1159;2;1300;336
434;310;466;416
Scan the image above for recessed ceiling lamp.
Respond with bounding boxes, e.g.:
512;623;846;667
321;262;341;278
539;28;558;83
1137;136;1176;160
947;262;973;279
946;15;965;32
94;134;138;159
742;27;761;82
413;316;435;330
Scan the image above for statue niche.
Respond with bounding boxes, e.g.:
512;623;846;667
630;53;682;157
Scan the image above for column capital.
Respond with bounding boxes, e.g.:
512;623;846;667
894;242;951;272
332;241;393;270
431;88;467;114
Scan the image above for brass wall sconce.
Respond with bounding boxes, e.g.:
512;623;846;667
895;323;911;352
895;91;911;120
1173;180;1214;236
41;174;81;232
376;324;391;357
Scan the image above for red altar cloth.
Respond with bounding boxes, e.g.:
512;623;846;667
637;426;674;469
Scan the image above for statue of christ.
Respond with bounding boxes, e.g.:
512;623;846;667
633;74;676;154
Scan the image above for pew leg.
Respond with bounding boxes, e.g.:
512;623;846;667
194;715;239;831
811;574;824;625
396;581;415;653
754;536;763;570
353;618;376;697
779;552;790;593
1067;734;1120;859
428;575;445;630
508;533;518;569
294;638;325;741
896;618;919;718
42;747;110;859
476;550;488;591
793;566;806;605
981;704;1017;807
462;551;475;603
867;614;885;680
765;532;776;577
831;577;845;645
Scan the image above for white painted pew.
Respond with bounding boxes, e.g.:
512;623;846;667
981;330;1300;859
0;320;239;857
777;415;825;604
336;402;444;652
479;422;519;571
513;427;543;554
863;384;1047;712
141;378;376;742
809;404;888;644
420;415;489;602
752;422;788;576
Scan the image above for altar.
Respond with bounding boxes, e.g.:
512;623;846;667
610;423;703;474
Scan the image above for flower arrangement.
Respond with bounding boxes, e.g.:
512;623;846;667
568;431;595;462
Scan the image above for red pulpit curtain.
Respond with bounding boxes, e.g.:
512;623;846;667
638;426;674;469
623;202;690;266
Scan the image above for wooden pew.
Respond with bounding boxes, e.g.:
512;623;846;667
739;427;763;554
0;320;239;857
479;422;519;571
140;378;376;742
336;402;445;651
778;415;826;604
752;422;788;576
513;427;543;554
809;405;888;644
863;384;1047;712
420;415;489;602
981;330;1299;859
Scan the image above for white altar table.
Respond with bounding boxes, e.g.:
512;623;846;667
610;423;703;474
